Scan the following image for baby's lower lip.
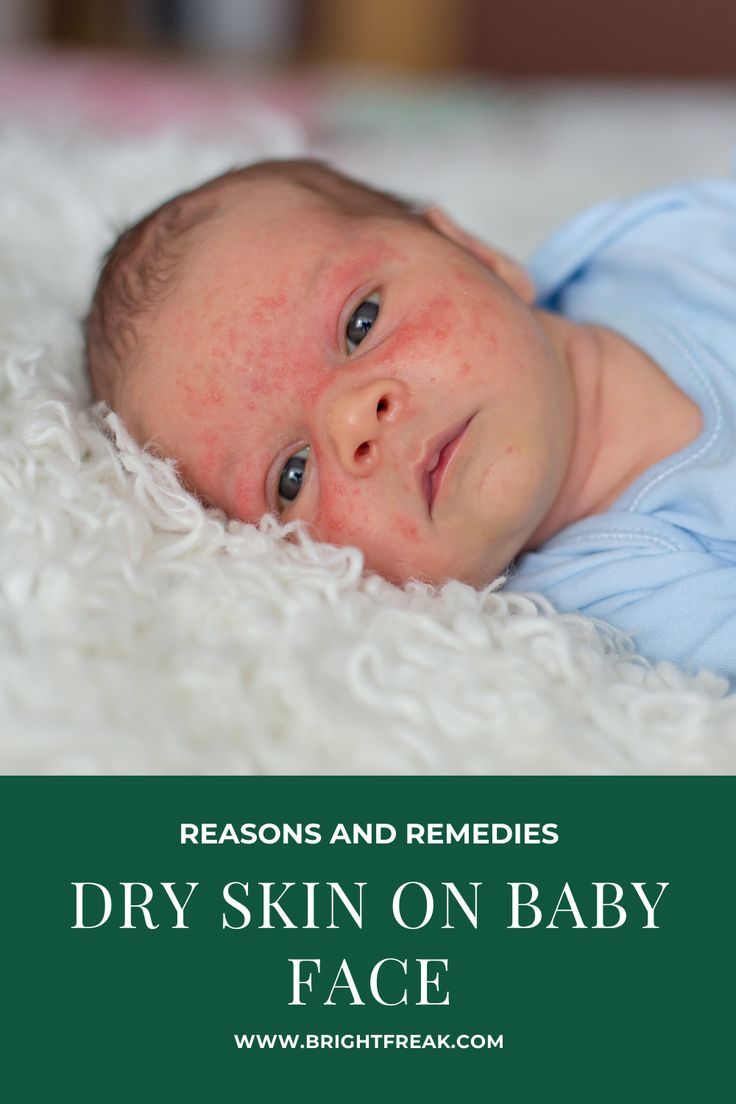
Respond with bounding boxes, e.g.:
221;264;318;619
427;418;473;514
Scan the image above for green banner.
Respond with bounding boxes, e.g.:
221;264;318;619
3;778;732;1101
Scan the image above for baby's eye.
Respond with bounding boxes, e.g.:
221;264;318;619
278;445;310;505
345;293;380;353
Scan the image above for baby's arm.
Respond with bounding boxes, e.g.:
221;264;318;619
512;539;736;686
595;561;736;686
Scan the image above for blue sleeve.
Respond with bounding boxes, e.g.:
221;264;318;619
588;562;736;684
529;174;736;313
511;543;736;685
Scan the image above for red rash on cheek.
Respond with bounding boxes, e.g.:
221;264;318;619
317;475;361;538
391;513;418;541
378;296;454;368
477;315;499;353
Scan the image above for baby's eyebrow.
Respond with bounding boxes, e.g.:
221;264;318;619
305;239;375;302
305;251;355;311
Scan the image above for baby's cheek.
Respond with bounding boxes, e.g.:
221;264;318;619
315;481;406;559
315;492;425;580
314;475;357;538
377;296;453;374
390;513;418;542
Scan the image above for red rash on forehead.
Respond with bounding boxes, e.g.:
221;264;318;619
249;291;287;325
160;293;308;513
173;359;224;408
206;300;303;403
166;228;410;458
197;428;228;482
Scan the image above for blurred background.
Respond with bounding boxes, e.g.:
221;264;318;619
3;0;736;76
1;1;735;257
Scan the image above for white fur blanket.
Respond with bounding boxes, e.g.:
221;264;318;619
2;79;736;773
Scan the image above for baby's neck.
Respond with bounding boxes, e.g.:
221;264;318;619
527;312;702;548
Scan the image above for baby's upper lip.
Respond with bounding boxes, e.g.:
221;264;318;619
418;417;473;516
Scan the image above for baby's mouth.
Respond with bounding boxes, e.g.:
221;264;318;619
423;417;473;516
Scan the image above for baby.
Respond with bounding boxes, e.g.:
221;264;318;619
85;157;736;683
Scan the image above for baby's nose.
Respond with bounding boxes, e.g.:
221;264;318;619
325;378;408;476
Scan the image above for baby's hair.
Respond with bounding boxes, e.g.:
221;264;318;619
84;158;424;407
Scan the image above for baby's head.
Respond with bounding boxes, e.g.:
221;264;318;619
86;158;575;585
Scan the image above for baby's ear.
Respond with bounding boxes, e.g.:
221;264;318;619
424;206;536;305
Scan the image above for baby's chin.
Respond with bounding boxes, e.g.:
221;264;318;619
363;548;508;591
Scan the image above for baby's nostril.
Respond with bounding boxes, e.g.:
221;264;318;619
356;441;370;458
376;396;389;415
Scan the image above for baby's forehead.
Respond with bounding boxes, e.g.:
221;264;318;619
148;184;355;359
181;184;367;303
218;175;345;230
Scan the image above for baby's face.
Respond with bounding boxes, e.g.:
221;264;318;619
122;182;574;585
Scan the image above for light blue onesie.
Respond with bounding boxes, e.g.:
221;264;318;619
507;166;736;684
